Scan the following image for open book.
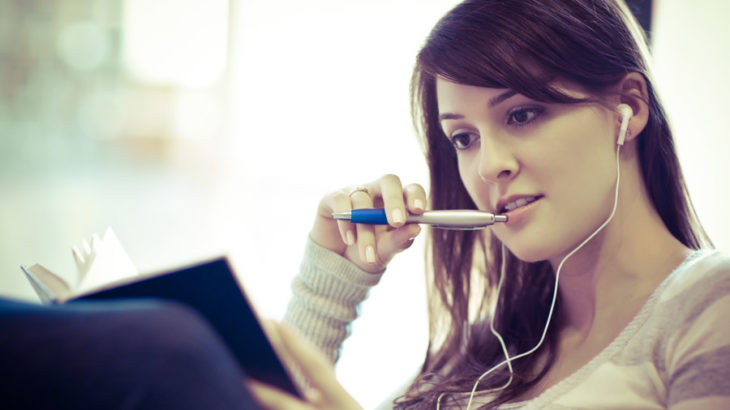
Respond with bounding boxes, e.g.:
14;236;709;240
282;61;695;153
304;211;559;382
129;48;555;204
22;228;139;304
21;228;303;398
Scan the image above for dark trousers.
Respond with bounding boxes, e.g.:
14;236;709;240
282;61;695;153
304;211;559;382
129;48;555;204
0;297;260;410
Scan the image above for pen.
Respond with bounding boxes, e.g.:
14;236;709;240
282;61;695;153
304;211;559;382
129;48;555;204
331;208;508;230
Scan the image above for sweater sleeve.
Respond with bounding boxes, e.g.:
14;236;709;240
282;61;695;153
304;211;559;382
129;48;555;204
282;238;385;364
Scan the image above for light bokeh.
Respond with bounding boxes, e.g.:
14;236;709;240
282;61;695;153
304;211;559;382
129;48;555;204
123;0;230;88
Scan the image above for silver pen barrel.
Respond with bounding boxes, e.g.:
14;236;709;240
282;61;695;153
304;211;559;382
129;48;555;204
331;209;507;230
407;210;507;229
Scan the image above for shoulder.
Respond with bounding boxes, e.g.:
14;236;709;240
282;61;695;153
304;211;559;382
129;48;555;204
656;249;730;310
646;249;730;357
653;250;730;406
632;249;730;360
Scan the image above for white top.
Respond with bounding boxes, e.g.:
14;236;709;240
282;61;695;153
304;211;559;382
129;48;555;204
284;240;730;409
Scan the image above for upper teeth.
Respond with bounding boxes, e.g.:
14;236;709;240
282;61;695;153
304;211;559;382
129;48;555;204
503;196;539;212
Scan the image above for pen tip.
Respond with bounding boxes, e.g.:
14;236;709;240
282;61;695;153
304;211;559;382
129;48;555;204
331;211;351;220
495;215;508;223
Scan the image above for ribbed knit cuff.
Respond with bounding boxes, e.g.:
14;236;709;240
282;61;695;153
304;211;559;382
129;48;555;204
300;238;385;299
283;238;386;363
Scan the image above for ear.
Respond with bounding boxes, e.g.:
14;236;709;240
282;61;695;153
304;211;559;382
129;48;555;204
615;72;650;143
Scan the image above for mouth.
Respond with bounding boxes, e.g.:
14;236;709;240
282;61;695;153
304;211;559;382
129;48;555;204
498;195;544;214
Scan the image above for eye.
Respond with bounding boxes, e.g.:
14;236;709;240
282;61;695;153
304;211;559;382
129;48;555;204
449;131;478;150
506;106;544;126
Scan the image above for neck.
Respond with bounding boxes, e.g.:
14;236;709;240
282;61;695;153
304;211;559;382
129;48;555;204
548;155;690;338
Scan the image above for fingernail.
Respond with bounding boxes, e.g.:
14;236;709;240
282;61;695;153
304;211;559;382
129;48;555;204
346;230;355;245
392;208;404;224
365;246;376;263
414;199;424;211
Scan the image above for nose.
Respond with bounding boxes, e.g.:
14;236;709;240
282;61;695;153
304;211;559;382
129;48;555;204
477;137;518;183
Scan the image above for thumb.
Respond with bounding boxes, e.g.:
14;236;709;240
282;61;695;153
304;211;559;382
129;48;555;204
375;224;422;264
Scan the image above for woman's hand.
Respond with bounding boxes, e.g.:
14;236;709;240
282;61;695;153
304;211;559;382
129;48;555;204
248;322;363;410
310;174;426;273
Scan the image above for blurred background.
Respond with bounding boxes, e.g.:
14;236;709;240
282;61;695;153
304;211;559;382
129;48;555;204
0;0;728;408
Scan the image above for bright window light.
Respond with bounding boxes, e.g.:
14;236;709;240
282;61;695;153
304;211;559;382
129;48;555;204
123;0;229;88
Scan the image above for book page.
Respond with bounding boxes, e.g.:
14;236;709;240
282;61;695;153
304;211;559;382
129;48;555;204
22;264;71;303
76;228;138;294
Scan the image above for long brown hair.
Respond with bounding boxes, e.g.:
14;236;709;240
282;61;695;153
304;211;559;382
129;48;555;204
397;0;711;407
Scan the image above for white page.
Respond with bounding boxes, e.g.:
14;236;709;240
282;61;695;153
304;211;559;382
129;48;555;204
76;227;138;293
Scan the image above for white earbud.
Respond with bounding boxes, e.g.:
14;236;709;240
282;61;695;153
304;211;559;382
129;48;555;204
451;104;634;410
616;104;633;146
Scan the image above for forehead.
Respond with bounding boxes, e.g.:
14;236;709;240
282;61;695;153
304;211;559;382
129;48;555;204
436;76;499;101
435;76;595;114
435;77;514;116
435;77;508;103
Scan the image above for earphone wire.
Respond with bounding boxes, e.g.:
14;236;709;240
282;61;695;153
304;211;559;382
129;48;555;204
457;141;623;410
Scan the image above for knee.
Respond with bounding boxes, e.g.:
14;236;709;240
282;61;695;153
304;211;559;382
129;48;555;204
0;299;248;410
107;300;227;360
111;301;250;409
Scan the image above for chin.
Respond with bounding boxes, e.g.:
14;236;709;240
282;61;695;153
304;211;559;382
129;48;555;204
507;248;551;263
497;237;553;263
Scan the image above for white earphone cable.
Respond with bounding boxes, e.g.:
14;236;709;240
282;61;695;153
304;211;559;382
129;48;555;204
436;108;629;409
453;142;623;410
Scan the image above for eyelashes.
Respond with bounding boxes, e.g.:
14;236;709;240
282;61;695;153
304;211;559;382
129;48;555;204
507;106;544;126
449;131;478;150
446;105;545;151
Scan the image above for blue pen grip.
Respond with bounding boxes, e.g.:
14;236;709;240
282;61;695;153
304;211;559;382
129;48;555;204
350;208;389;224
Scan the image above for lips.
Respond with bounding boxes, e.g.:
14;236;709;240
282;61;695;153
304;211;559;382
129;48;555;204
496;194;543;214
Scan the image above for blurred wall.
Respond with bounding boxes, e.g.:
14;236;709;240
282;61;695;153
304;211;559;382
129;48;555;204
652;0;730;250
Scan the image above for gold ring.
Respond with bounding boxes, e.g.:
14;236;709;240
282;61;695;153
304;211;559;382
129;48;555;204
349;185;369;197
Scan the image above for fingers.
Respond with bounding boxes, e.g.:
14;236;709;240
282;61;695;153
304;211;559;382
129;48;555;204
377;174;406;227
248;379;313;410
375;224;422;260
260;319;296;374
252;321;362;410
347;175;414;266
275;323;363;410
348;187;377;264
404;183;427;215
311;189;359;255
277;324;335;383
312;175;427;271
342;176;427;266
371;176;427;221
331;191;355;246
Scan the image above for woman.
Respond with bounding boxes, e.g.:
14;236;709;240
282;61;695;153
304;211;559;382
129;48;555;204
250;0;730;408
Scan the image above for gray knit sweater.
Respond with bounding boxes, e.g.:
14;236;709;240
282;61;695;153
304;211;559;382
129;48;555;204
284;239;730;409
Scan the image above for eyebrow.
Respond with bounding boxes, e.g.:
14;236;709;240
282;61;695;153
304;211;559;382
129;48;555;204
438;90;518;121
489;90;518;107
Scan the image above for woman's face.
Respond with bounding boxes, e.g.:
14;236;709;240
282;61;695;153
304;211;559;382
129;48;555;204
436;77;618;262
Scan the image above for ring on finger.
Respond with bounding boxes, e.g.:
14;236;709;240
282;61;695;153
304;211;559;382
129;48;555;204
349;185;369;198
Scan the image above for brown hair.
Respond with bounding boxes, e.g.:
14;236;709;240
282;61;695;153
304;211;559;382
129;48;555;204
398;0;711;407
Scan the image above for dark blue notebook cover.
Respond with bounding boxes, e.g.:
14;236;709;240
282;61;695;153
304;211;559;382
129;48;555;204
69;257;301;398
